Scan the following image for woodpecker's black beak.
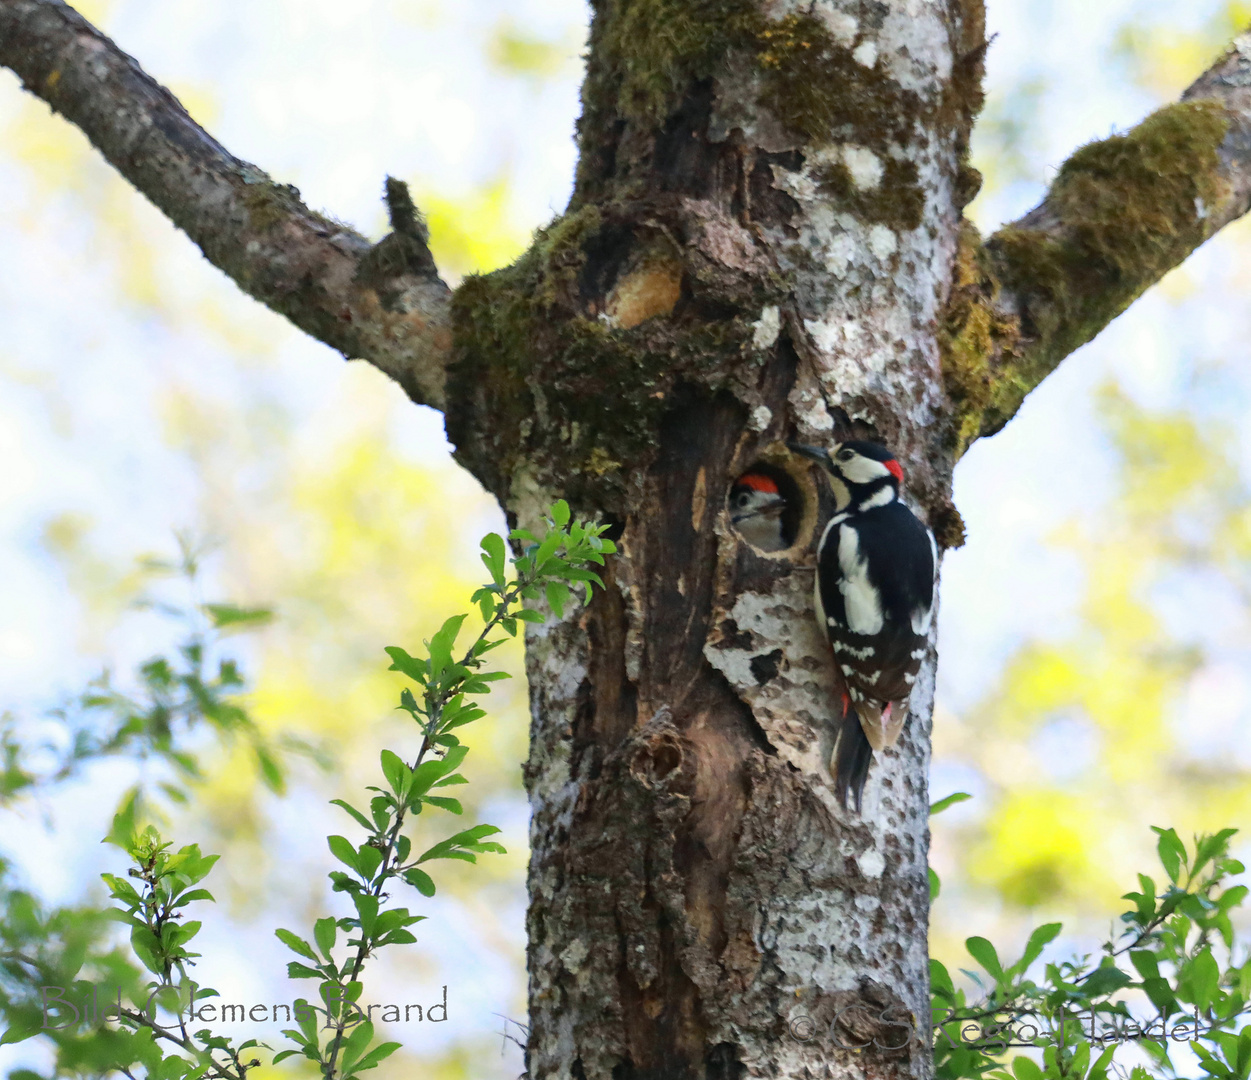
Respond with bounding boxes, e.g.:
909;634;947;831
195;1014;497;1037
787;441;832;468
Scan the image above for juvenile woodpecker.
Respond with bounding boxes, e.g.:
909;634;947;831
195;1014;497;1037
788;439;937;811
729;472;796;551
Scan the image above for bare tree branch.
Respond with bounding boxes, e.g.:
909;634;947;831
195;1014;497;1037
943;30;1251;455
0;0;451;410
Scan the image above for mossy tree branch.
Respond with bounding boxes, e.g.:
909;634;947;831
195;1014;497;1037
0;0;452;410
943;31;1251;456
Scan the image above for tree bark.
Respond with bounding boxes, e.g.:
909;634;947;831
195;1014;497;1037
454;4;982;1074
7;1;1251;1076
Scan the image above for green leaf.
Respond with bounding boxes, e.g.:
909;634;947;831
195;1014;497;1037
1142;976;1176;1011
255;745;285;793
424;796;463;814
314;917;337;959
1192;829;1239;877
356;843;383;882
353;894;379;935
286;962;321;980
1011;1056;1043;1080
1013;922;1062;976
433;774;469;787
929;792;972;816
104;789;140;851
481;533;507;587
1152;827;1187;884
1082;964;1132;997
0;1021;40;1046
417;823;505;864
328;835;362;874
203;604;274;631
966;937;1004;983
550;500;571;527
1188;947;1220;1012
429;614;468;681
338;1021;375;1076
403;868;436;896
330;799;375;832
276;929;318;962
380;750;411;798
928;867;941;901
545;581;571;618
351;1041;402;1074
384;646;426;684
1089;1045;1117;1080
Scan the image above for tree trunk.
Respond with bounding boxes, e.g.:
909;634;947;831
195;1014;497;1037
447;3;983;1075
11;0;1251;1076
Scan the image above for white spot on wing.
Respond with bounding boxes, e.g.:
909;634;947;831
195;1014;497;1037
910;603;933;635
833;641;875;659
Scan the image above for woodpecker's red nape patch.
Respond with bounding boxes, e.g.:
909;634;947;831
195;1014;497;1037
885;459;904;483
738;473;779;494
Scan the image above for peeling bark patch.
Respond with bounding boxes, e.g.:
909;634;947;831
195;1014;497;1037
606;257;685;328
749;648;784;685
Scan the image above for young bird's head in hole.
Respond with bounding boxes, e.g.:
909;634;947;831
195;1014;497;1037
787;439;904;512
729;472;794;551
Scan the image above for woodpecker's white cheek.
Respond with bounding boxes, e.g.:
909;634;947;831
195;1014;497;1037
837;524;884;635
826;474;852;510
841;456;891;485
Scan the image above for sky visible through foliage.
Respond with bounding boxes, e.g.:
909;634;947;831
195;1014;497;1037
2;1;1251;1077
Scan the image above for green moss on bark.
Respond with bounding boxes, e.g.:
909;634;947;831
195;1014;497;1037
578;2;933;169
813;157;925;231
240;178;305;232
447;207;761;506
942;100;1231;454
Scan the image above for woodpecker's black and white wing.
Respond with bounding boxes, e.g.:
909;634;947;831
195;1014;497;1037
816;501;936;807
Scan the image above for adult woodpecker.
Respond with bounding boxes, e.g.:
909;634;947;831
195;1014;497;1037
729;472;796;551
788;439;937;811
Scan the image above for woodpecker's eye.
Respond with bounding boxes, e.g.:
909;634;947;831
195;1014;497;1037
836;448;856;463
735;492;751;508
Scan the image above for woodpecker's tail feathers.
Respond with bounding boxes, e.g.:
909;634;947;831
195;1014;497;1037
856;700;909;752
857;701;888;752
832;699;873;812
884;700;907;747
